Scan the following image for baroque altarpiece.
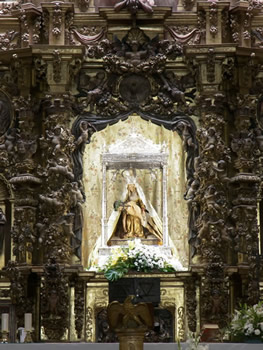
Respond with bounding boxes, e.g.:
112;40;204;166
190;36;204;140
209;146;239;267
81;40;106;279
0;0;263;343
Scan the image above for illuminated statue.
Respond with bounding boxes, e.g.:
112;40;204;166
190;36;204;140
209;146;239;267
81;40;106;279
112;184;162;242
116;184;146;238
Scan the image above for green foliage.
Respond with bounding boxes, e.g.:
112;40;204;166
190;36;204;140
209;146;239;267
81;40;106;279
104;268;125;281
96;239;181;281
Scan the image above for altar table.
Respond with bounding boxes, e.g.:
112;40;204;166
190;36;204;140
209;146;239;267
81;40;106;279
0;343;262;350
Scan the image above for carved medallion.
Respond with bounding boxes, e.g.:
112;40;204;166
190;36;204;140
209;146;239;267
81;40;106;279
119;74;151;105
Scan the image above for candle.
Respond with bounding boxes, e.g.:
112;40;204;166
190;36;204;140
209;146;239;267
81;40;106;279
24;313;32;331
1;313;9;332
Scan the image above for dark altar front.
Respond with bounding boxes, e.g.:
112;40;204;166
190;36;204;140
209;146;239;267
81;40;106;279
85;272;187;343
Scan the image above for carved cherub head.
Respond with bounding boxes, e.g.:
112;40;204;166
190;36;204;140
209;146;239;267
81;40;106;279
80;121;88;130
54;126;62;136
131;40;139;52
208;127;216;136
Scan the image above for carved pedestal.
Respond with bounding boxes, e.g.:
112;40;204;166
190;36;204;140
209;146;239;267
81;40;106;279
116;328;148;350
108;295;153;350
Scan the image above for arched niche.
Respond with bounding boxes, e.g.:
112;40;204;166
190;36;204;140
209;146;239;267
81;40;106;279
0;175;13;267
72;112;198;268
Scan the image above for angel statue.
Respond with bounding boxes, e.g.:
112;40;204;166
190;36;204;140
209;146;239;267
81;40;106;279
110;183;162;243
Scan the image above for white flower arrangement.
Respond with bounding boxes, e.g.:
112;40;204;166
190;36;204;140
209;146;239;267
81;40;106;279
178;333;208;350
228;302;263;342
90;238;185;281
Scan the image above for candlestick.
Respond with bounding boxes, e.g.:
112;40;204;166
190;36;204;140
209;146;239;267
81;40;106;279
24;330;33;343
24;313;32;331
1;313;9;332
1;330;9;343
